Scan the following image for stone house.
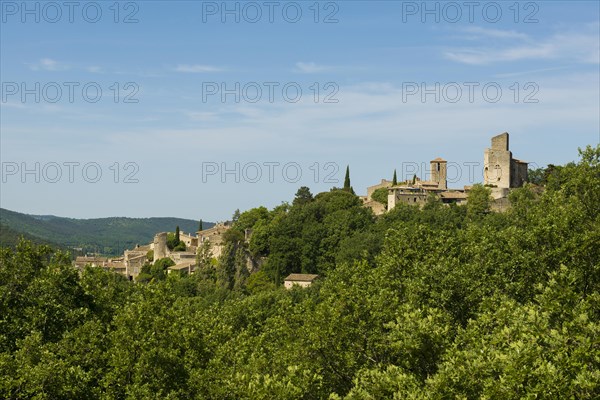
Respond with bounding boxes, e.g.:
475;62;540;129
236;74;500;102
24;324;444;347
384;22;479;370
284;273;319;289
197;222;231;259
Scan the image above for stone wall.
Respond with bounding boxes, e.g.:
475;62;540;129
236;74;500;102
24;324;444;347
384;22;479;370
366;179;392;200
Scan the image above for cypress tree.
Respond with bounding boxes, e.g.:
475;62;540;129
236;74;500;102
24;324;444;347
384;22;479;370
175;226;180;246
392;169;397;186
344;165;351;190
198;219;203;232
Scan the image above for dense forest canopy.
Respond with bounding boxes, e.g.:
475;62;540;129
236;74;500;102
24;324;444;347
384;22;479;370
1;145;599;399
0;210;208;256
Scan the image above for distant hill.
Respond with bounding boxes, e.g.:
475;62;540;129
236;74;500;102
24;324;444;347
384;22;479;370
0;208;213;256
0;223;66;249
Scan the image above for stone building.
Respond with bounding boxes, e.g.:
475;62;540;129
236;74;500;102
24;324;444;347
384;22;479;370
197;222;231;259
74;256;108;269
167;260;196;275
376;132;528;212
386;157;467;209
360;179;393;215
484;132;528;189
178;231;199;251
366;179;393;199
124;245;150;278
74;222;233;281
74;255;127;276
284;273;319;289
387;186;431;209
430;157;447;190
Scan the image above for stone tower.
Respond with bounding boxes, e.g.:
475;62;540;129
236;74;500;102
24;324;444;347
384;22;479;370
483;132;528;189
153;232;167;262
484;132;512;188
430;157;447;190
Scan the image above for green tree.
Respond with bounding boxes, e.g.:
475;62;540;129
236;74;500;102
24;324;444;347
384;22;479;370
527;167;545;185
246;270;276;294
166;232;177;250
195;240;215;281
233;206;270;233
371;187;388;206
392;169;397;186
467;184;492;219
343;165;354;194
216;229;246;289
293;186;313;207
428;268;600;399
137;257;175;282
167;231;185;251
0;144;598;399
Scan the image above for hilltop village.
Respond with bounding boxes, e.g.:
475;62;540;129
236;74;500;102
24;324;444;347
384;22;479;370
361;131;528;214
75;132;528;281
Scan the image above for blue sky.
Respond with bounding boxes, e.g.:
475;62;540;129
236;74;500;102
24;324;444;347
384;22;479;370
1;0;599;221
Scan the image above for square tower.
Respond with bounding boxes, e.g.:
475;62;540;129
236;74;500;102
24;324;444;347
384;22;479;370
484;132;512;188
430;158;447;190
483;132;528;189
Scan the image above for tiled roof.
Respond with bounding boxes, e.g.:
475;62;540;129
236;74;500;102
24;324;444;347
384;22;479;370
284;273;319;282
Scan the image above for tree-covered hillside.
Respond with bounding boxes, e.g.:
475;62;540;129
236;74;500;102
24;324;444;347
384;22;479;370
0;145;598;399
0;223;65;249
0;209;213;255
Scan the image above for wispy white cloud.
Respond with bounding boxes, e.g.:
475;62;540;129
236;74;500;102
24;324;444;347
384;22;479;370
174;64;223;73
86;66;103;73
185;111;219;121
100;72;598;155
445;45;553;65
459;26;530;41
26;59;112;74
0;101;27;109
493;66;571;79
27;58;70;71
445;25;599;65
294;62;332;74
